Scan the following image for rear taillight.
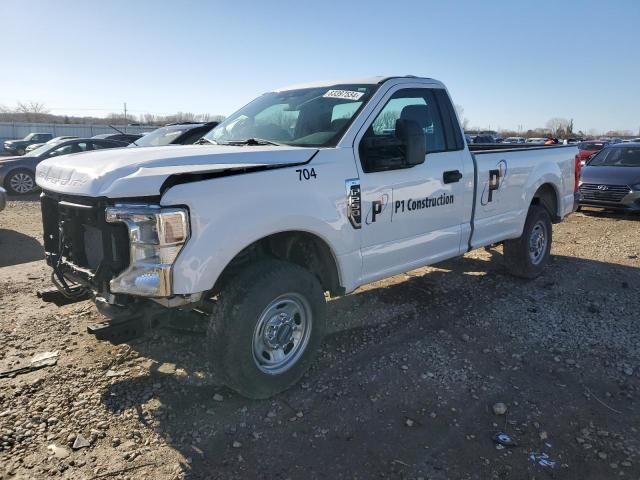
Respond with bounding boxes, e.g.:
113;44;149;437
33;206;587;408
574;154;581;192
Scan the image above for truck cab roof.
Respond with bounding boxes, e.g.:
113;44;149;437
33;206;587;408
276;76;442;92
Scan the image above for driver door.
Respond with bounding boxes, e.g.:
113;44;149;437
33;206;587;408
353;86;467;283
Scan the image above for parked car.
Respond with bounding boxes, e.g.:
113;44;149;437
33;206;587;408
576;140;608;164
579;143;640;211
25;136;80;153
92;133;143;144
131;122;219;147
0;187;6;212
36;75;577;398
0;138;127;195
472;135;495;144
525;138;547;144
3;133;54;155
503;137;526;144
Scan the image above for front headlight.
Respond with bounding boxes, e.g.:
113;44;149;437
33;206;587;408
105;205;189;297
632;183;640;191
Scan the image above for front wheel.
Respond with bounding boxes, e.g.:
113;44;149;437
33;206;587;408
503;204;552;279
5;169;36;195
207;259;327;399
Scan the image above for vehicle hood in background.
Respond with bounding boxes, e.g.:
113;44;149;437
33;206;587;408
0;156;23;165
581;165;640;186
35;144;318;198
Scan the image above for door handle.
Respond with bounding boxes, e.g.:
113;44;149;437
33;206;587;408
443;170;463;184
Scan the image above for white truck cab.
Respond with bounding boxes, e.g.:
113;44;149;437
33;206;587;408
36;76;578;398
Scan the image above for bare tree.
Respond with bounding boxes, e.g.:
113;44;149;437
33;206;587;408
15;101;49;115
545;117;571;137
12;101;51;122
372;111;399;132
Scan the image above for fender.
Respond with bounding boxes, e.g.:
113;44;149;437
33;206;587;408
160;149;362;295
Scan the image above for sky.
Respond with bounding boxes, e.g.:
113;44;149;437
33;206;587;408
1;0;639;134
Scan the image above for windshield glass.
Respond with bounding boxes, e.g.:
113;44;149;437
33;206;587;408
204;84;378;147
133;126;186;147
578;142;605;151
26;143;58;157
588;147;640;167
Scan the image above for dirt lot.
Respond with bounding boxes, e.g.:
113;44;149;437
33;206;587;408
0;196;638;480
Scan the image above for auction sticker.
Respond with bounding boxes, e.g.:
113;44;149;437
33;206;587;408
323;90;364;101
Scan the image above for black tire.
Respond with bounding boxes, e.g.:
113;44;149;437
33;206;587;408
5;169;36;195
503;204;552;279
207;259;327;399
16;148;25;156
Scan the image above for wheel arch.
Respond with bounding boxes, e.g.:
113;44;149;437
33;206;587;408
210;230;344;298
531;182;560;223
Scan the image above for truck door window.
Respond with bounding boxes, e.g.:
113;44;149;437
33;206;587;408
359;88;446;173
434;89;464;151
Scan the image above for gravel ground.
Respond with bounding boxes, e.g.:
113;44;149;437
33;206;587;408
0;196;638;480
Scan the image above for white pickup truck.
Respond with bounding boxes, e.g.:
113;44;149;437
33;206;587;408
36;76;578;398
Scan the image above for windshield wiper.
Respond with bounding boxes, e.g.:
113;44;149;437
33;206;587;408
109;124;139;146
194;137;217;145
220;138;286;147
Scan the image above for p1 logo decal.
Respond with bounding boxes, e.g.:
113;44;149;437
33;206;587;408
366;193;391;224
481;159;507;206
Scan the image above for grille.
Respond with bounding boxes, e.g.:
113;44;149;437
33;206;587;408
41;192;130;289
580;183;630;203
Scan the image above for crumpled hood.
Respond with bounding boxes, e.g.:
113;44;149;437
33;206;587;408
581;165;640;186
35;144;318;198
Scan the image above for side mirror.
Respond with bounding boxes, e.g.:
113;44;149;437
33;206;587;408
395;118;426;166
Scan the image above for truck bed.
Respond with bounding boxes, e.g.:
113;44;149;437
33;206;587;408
469;143;575;152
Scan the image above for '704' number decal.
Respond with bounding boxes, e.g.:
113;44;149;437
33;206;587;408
296;168;317;181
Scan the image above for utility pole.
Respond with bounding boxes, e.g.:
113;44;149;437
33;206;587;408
123;102;127;125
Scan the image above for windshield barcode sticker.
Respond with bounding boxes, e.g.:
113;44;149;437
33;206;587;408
323;90;365;101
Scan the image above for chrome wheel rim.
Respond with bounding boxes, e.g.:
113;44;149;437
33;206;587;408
528;220;548;265
9;172;34;194
252;293;312;375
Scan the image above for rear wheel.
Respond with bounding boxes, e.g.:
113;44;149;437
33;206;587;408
16;148;26;156
207;259;327;399
503;204;552;279
5;169;36;195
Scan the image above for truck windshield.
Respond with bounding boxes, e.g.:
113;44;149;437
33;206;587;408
204;84;378;147
588;147;640;167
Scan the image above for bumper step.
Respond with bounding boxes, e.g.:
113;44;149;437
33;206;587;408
87;315;147;344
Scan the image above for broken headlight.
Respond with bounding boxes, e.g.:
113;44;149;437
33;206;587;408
105;205;189;297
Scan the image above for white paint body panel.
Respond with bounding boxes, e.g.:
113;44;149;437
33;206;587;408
35;144;318;198
35;77;576;299
471;146;576;248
